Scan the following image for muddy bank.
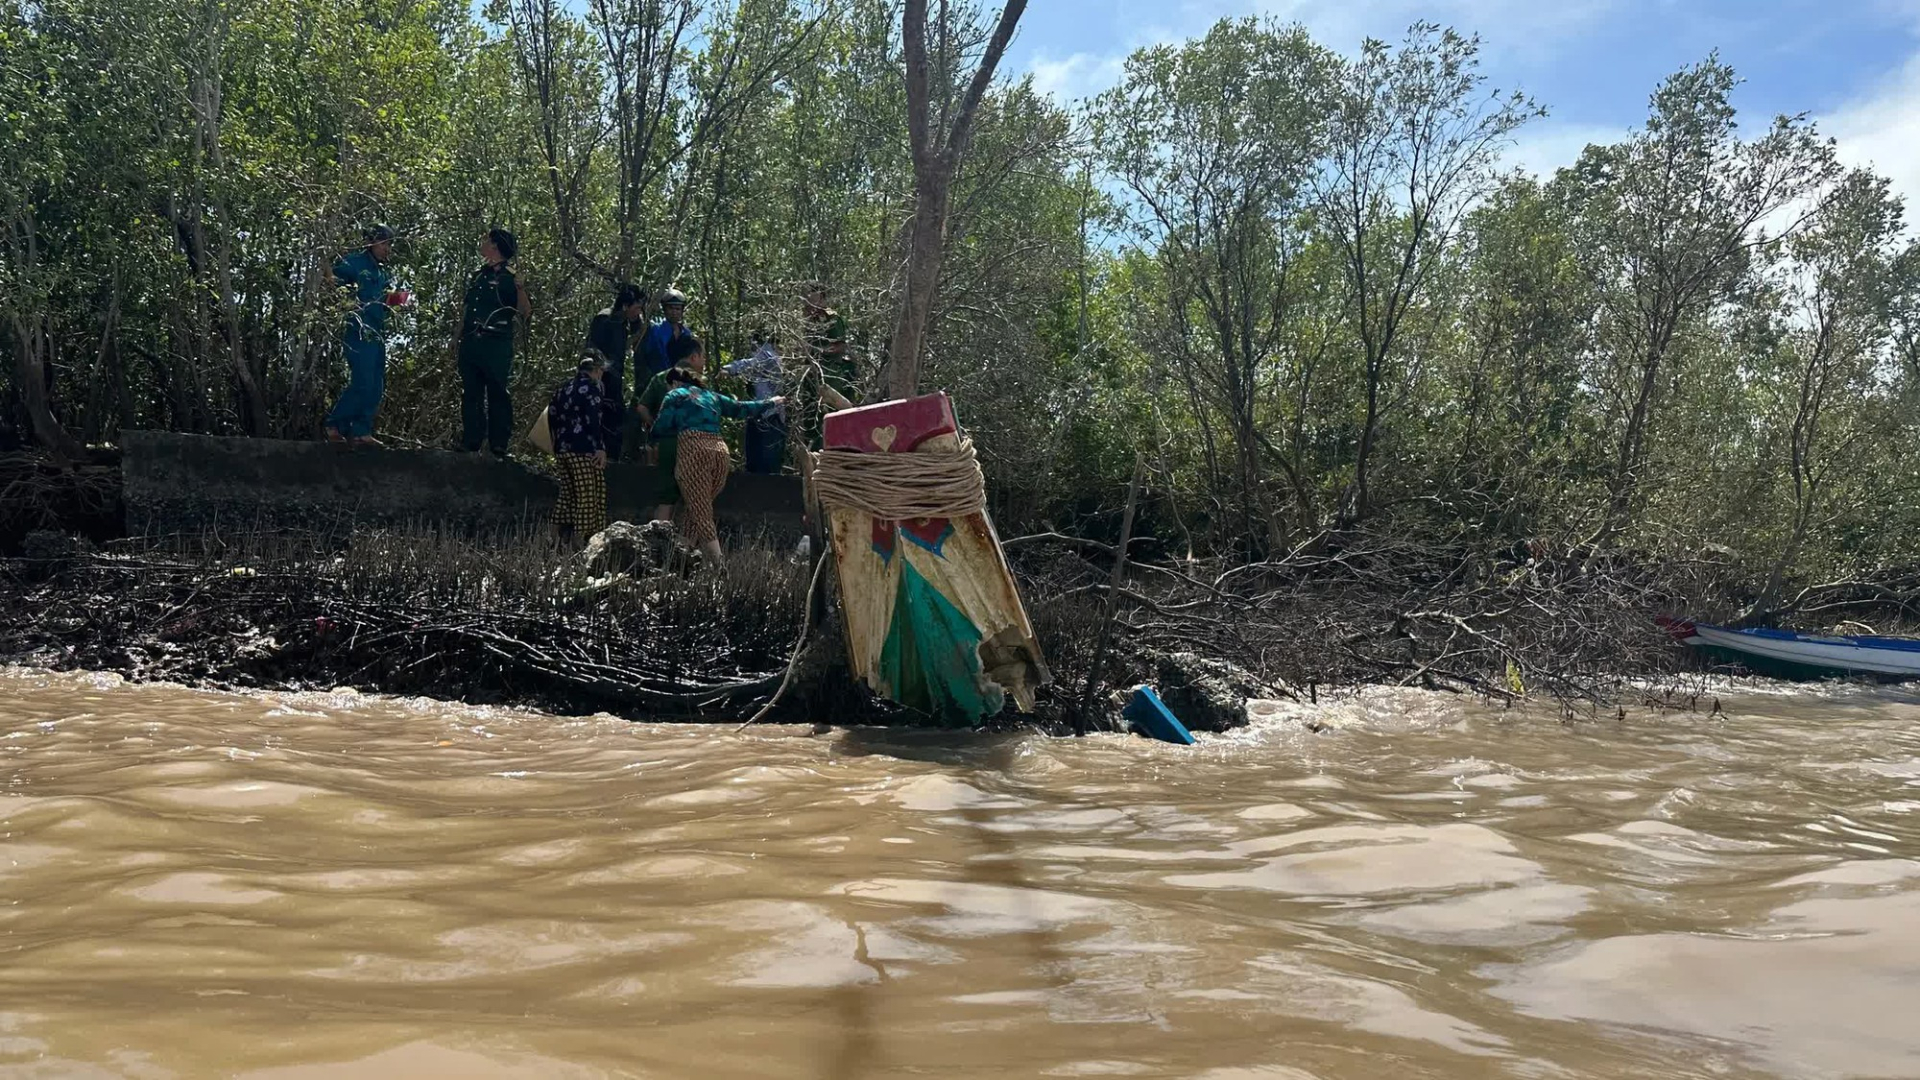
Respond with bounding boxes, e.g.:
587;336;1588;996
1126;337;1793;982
0;512;1743;732
5;445;1786;729
0;531;1243;733
0;525;859;725
0;450;122;552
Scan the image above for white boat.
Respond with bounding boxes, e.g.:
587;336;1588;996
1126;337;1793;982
1666;620;1920;678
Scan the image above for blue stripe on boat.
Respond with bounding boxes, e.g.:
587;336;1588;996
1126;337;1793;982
1701;624;1920;653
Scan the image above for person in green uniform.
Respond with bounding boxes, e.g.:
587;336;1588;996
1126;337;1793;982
800;282;852;453
454;228;530;457
803;282;853;400
634;333;705;523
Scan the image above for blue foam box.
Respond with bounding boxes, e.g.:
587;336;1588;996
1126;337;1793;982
1123;686;1197;745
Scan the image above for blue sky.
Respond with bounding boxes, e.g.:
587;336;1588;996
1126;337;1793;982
1010;0;1920;201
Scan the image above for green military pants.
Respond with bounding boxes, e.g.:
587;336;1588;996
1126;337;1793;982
653;435;681;506
458;337;513;455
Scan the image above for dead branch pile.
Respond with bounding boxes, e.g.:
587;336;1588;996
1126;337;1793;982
0;524;847;721
3;508;1837;732
1758;570;1920;628
1010;518;1741;710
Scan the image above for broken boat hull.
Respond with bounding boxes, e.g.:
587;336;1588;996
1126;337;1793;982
820;394;1049;725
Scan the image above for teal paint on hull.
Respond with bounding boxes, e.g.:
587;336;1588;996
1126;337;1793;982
877;559;1004;726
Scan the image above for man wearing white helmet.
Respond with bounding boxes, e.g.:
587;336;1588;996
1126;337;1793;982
636;287;691;377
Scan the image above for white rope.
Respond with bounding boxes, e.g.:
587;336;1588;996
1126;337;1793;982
732;547;832;734
808;436;986;521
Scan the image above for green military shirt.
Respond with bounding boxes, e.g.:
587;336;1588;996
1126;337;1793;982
806;307;853;397
461;264;520;344
638;369;674;421
637;367;686;504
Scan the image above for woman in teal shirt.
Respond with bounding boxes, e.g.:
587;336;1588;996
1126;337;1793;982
650;368;783;564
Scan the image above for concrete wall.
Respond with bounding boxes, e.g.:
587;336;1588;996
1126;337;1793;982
120;431;805;539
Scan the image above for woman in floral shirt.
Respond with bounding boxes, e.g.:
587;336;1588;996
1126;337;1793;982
649;368;784;564
548;354;609;541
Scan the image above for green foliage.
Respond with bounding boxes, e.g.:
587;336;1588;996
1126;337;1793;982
4;3;1919;603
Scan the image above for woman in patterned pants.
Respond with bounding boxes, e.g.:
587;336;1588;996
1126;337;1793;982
647;368;784;565
554;453;606;538
675;430;730;549
547;354;610;542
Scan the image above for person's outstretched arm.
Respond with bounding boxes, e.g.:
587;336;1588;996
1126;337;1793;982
716;393;785;420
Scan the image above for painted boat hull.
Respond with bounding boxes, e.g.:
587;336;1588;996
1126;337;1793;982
820;394;1049;725
1677;622;1920;678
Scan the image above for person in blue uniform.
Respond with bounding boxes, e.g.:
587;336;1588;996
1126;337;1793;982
324;226;398;446
635;287;692;377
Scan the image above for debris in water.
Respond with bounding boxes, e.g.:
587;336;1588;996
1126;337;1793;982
1123;686;1196;746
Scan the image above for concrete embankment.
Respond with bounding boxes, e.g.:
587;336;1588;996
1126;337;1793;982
118;431;805;538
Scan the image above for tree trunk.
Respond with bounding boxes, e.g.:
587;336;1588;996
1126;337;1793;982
1601;343;1666;540
1748;517;1810;625
3;204;86;460
884;0;1027;400
12;320;86;462
283;230;336;435
1076;453;1145;735
885;168;952;398
1349;351;1383;521
1076;167;1092;350
1748;335;1834;624
210;233;263;435
86;275;123;442
188;14;267;436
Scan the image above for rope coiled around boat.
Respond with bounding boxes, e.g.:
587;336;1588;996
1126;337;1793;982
808;437;987;521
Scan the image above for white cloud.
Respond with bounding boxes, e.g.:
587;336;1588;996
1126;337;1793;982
1253;0;1618;63
1501;121;1627;179
1825;48;1920;213
1027;52;1127;103
1020;0;1619;106
1871;0;1920;29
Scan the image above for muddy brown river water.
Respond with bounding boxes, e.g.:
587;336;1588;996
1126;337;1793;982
3;668;1920;1079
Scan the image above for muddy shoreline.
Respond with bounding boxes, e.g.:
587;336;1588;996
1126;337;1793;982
0;531;1281;734
0;528;857;726
3;443;1780;730
0;510;1739;733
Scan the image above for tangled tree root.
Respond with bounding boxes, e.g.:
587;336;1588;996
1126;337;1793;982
0;450;122;552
